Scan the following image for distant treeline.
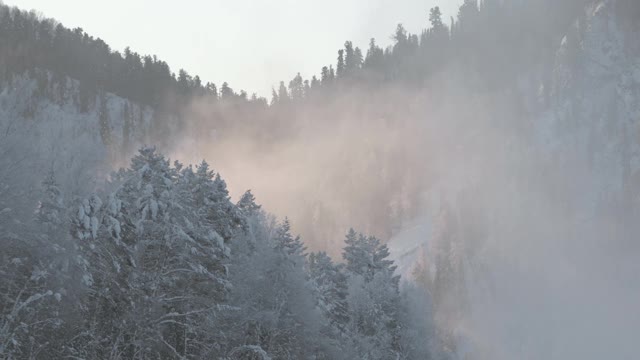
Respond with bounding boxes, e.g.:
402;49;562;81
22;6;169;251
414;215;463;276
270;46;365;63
0;0;601;247
0;0;597;113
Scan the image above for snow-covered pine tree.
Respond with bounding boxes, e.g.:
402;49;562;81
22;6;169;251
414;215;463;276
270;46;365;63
237;189;262;218
343;229;399;286
342;228;369;278
224;213;336;359
0;171;72;359
235;189;264;250
341;229;402;359
274;217;306;259
36;169;65;227
308;251;349;331
190;160;244;242
108;147;231;358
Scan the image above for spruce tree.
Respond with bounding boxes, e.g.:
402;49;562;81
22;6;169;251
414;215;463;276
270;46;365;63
309;251;349;331
337;49;345;78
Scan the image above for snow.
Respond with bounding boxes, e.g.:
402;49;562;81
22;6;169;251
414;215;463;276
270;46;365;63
0;71;156;193
90;216;99;239
82;274;93;287
150;199;158;220
388;216;431;280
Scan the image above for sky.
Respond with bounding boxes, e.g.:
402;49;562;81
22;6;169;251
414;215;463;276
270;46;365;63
6;0;463;97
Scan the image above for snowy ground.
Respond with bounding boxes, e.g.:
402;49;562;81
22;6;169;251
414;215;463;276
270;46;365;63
388;216;431;280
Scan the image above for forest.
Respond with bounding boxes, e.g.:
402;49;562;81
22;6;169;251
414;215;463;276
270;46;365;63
2;0;640;359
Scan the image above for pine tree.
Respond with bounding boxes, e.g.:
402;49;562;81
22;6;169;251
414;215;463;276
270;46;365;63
458;0;480;34
364;38;384;71
308;252;349;331
190;160;244;242
274;217;306;259
207;82;218;99
354;47;363;70
337;49;345;78
270;88;279;106
394;24;408;45
303;79;310;97
111;147;230;358
342;229;402;359
342;229;399;286
277;81;289;102
343;229;367;276
429;6;444;30
237;189;261;217
289;72;305;100
344;41;355;75
225;213;330;359
310;75;320;89
321;66;330;84
37;169;65;226
1;172;77;358
220;81;234;100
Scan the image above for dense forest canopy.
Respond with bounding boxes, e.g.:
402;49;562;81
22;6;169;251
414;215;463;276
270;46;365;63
2;0;640;359
0;0;597;108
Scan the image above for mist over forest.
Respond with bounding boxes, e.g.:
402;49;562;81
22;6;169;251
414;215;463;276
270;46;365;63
1;0;640;359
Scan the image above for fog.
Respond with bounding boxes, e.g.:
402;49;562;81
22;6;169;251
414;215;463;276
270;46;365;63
163;3;640;358
1;0;639;358
156;80;638;359
172;85;432;253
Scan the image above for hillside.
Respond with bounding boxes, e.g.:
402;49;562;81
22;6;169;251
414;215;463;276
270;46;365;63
390;1;640;358
1;0;640;359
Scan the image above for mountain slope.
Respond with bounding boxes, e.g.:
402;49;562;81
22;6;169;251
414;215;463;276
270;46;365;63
389;2;640;359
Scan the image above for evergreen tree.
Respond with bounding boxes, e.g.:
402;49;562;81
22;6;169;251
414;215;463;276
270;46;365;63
274;217;306;259
225;214;331;359
342;229;402;359
111;147;230;358
429;6;444;29
337;49;345;78
310;75;320;89
207;82;218;99
277;81;289;102
270;88;279;106
364;38;384;71
289;72;305;101
220;81;235;100
394;24;408;45
344;41;356;75
37;169;65;226
190;160;244;242
321;66;330;84
308;252;349;331
304;79;311;97
458;0;480;34
354;47;363;70
343;229;399;286
237;189;261;217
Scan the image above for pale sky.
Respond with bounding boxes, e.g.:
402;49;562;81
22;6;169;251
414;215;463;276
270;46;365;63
6;0;462;97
